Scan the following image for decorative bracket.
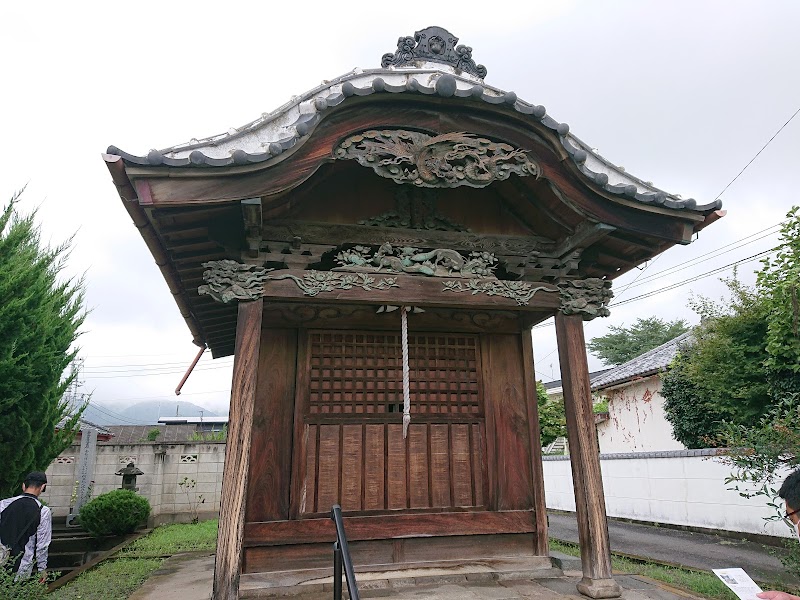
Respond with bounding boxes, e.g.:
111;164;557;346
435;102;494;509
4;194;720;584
197;259;273;303
557;278;613;320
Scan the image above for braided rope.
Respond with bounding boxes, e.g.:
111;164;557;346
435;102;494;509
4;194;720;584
401;306;411;438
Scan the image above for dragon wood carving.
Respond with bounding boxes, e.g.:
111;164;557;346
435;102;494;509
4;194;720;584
335;130;540;188
557;278;614;320
334;244;497;278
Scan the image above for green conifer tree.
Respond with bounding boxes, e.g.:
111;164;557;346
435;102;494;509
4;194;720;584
0;190;86;498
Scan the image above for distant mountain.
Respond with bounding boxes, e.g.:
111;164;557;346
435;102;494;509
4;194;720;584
82;400;217;426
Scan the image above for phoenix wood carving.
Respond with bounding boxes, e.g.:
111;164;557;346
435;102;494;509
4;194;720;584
335;130;540;188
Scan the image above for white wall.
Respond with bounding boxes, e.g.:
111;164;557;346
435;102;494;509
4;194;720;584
543;450;793;539
41;441;225;524
595;376;685;453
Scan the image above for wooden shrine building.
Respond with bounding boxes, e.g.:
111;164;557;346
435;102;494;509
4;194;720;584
103;27;723;600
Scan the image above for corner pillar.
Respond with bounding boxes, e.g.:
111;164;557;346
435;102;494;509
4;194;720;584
555;312;620;598
213;298;263;600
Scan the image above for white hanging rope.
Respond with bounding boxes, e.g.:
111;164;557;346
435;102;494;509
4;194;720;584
401;306;411;439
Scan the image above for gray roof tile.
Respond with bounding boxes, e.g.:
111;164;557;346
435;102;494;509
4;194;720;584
590;331;693;391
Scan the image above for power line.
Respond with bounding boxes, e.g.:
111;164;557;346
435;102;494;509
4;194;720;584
613;248;775;307
82;401;151;425
619;225;781;292
94;389;231;403
610;254;662;306
714;105;800;201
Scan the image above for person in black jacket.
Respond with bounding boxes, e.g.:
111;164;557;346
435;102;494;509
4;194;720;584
757;469;800;600
0;472;52;578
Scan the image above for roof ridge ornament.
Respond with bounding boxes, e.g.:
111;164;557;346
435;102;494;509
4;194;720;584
381;26;487;79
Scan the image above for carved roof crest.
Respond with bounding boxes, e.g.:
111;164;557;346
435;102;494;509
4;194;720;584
381;26;487;79
335;130;540;189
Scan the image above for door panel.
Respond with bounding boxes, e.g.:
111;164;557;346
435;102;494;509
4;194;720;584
295;330;488;516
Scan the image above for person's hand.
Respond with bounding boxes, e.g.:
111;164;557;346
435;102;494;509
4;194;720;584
757;591;800;600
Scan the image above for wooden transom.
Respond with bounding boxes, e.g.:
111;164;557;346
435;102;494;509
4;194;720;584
308;331;482;417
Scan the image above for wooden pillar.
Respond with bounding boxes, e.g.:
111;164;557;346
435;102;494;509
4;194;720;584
555;312;620;599
521;327;550;556
213;298;263;600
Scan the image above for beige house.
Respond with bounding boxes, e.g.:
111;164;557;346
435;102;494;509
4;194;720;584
590;332;691;454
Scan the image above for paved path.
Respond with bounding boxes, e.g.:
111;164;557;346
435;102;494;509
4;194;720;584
127;552;707;600
548;512;798;587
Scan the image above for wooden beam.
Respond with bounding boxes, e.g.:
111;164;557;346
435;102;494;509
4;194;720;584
555;313;620;599
552;222;616;258
521;328;549;556
241;198;262;259
244;510;536;546
252;270;560;312
213;299;263;600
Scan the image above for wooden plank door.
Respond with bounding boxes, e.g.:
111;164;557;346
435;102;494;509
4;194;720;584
291;330;489;517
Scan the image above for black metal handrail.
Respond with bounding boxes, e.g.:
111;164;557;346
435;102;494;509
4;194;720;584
331;504;360;600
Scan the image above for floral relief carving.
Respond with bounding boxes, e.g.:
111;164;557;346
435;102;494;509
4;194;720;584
442;279;555;306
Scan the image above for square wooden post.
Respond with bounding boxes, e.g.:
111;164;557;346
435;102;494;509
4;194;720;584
521;327;550;556
213;298;263;600
555;312;620;598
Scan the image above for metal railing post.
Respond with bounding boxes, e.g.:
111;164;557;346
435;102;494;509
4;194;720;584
333;541;342;600
330;504;360;600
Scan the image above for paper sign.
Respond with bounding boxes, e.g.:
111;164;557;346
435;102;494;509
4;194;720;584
713;568;764;600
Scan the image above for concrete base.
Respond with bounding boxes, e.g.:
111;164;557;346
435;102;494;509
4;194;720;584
239;556;562;597
577;576;622;598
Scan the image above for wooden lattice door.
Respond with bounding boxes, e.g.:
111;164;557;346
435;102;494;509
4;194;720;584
293;330;488;516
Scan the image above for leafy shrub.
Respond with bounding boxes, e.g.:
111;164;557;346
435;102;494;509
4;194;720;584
79;489;150;537
145;428;161;441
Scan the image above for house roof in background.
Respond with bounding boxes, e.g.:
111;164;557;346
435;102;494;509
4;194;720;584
101;424;200;444
544;368;613;393
590;331;693;391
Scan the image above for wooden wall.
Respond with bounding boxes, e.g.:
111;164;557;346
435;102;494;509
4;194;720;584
242;316;546;572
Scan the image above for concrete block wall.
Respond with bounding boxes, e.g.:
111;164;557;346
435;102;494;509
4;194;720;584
40;441;225;525
543;450;793;539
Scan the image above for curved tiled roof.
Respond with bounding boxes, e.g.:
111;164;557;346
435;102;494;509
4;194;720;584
591;331;693;391
107;64;721;213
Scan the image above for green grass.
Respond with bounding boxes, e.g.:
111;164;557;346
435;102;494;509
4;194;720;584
550;539;779;600
121;519;218;558
49;520;219;600
49;558;163;600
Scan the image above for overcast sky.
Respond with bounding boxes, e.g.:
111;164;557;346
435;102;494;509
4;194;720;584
2;1;798;421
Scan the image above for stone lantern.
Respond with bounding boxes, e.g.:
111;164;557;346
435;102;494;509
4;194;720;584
116;462;144;492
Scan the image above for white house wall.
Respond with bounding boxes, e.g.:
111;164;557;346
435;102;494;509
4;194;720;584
543;450;793;539
596;375;684;453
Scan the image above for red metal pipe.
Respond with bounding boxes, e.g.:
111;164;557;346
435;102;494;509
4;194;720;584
175;345;207;395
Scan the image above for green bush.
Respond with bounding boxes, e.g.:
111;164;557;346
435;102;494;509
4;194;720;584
78;489;150;537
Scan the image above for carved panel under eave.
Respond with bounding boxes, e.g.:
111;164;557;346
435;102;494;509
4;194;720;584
334;244;498;278
557;278;613;320
335;130;540;189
